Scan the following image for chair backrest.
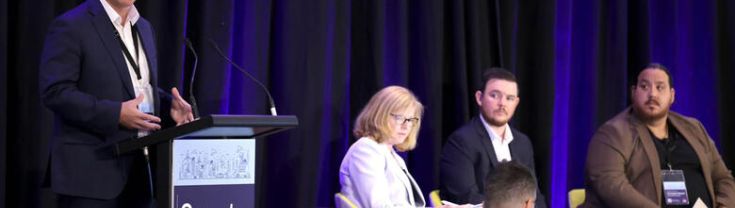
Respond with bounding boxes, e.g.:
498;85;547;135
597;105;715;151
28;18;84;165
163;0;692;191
335;192;358;208
568;189;586;208
429;189;442;207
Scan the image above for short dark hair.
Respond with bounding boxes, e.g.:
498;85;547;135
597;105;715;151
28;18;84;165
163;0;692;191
484;161;537;208
636;63;674;88
479;67;517;92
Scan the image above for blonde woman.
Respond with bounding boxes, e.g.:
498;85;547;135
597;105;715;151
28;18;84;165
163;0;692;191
339;86;426;207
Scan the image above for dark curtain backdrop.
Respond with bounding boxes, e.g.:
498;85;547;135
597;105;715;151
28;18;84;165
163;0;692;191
2;0;734;207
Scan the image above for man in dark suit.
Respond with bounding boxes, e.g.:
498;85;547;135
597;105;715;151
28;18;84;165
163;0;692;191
39;0;193;207
440;68;546;207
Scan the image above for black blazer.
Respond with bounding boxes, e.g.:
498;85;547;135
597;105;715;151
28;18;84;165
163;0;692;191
440;116;547;207
39;0;159;199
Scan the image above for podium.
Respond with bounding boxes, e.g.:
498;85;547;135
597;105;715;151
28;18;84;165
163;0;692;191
115;114;298;208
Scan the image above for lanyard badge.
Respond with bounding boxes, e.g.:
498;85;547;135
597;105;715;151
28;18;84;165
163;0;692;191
136;84;154;138
662;168;689;205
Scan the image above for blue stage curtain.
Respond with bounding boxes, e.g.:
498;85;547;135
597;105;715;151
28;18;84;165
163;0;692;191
1;0;6;205
2;0;735;207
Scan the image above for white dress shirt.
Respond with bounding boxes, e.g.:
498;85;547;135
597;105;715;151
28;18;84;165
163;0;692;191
100;0;154;137
339;137;426;208
480;114;514;162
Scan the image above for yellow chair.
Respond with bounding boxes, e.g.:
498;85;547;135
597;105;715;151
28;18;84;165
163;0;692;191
429;189;442;207
568;189;585;208
335;192;357;208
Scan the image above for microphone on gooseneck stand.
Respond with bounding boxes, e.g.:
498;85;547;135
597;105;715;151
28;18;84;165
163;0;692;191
184;38;201;119
208;39;278;116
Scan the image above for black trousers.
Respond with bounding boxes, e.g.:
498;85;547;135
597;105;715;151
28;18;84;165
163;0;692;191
57;152;155;208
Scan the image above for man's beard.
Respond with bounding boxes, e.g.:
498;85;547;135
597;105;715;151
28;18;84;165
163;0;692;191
487;118;508;126
634;99;669;122
484;109;510;126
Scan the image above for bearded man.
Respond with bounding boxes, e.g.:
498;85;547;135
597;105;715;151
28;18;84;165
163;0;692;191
440;67;547;208
582;63;735;207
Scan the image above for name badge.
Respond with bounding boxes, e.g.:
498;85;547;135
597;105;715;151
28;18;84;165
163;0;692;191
137;101;154;138
662;169;689;205
134;84;154;114
135;85;154;138
138;101;153;114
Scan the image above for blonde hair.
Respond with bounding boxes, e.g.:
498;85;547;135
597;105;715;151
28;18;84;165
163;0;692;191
353;86;424;152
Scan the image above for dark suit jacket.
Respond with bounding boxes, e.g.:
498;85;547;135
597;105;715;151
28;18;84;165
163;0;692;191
39;0;159;199
440;116;547;207
582;107;735;207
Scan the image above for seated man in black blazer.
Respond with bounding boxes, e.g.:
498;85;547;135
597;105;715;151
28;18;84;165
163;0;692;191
440;68;546;207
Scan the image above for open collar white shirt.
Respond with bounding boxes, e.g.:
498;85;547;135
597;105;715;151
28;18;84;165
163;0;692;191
101;0;154;136
480;114;514;162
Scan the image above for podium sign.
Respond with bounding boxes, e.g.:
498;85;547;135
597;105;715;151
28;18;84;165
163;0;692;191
172;139;255;208
115;115;298;208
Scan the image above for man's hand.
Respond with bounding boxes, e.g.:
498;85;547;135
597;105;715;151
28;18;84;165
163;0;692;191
120;94;161;130
170;87;194;126
439;204;475;208
439;200;477;208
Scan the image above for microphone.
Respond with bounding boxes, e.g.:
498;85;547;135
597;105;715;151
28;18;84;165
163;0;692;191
184;38;201;119
208;39;278;116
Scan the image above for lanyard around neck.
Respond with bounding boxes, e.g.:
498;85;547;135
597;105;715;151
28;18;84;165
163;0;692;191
116;22;142;80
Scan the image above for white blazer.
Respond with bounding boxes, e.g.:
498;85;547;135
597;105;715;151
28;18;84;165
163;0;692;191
339;137;426;208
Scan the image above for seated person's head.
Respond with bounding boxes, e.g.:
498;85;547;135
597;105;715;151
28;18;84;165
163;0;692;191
353;86;424;152
484;161;537;208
